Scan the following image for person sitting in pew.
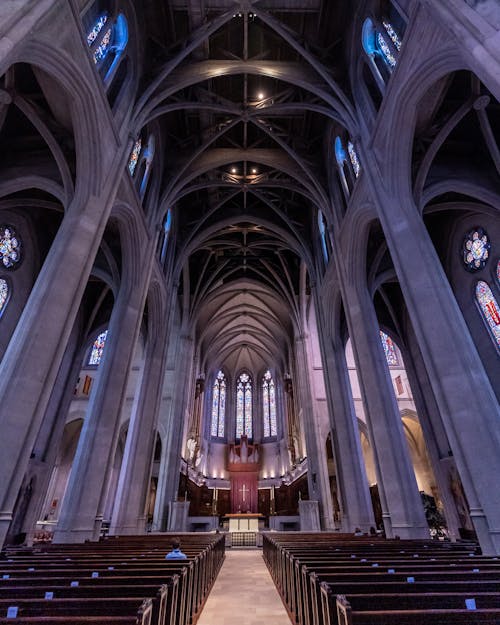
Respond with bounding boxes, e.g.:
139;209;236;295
165;537;187;560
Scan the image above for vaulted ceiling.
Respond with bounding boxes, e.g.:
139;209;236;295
137;0;356;373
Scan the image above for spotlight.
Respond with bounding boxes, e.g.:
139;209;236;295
258;92;265;100
231;167;237;174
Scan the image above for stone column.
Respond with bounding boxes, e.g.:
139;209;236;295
402;331;462;541
366;175;500;553
317;318;375;532
108;318;168;535
294;335;334;530
52;240;155;543
341;282;428;539
154;332;195;530
0;184;121;547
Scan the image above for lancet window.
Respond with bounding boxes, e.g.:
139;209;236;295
380;330;399;366
88;330;108;366
476;281;500;350
0;278;9;316
211;370;226;438
262;370;277;438
236;373;253;439
86;11;128;84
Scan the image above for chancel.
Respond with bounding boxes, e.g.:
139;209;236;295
0;0;500;623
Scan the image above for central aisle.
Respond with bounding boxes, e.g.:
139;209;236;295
197;549;292;625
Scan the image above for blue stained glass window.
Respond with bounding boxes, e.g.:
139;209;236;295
476;281;500;350
0;278;9;316
89;330;108;366
263;370;277;438
497;260;500;285
236;372;252;439
128;138;142;176
0;225;21;269
87;14;108;46
318;210;329;262
335;136;347;166
362;17;401;70
380;330;398;366
211;370;226;438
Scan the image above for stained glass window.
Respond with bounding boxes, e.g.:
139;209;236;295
463;228;490;271
382;20;402;51
335;136;347;166
476;281;500;349
211;370;226;438
380;330;399;366
348;141;361;178
0;226;21;269
128;138;142;176
376;31;396;67
262;370;277;438
93;27;112;64
236;372;252;439
318;210;329;262
89;330;108;366
87;14;108;46
0;278;9;315
497;260;500;284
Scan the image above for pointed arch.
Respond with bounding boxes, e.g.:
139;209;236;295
211;370;226;438
262;369;277;439
236;372;253;439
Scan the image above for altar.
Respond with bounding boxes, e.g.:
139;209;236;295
225;513;263;533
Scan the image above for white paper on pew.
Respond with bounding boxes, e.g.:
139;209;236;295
91;572;99;578
70;581;79;587
372;563;379;567
388;569;395;574
472;568;480;572
28;568;35;571
361;559;367;562
65;558;71;561
469;553;475;557
2;575;9;579
350;555;356;559
6;606;18;618
413;554;419;558
406;577;415;583
465;598;476;610
45;592;53;600
108;566;115;570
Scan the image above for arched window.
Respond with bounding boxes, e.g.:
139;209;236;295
236;372;253;439
128;138;142;176
262;370;277;438
335;136;361;201
139;136;155;198
318;210;329;263
86;12;128;84
211;370;226;438
380;330;399;366
0;278;10;316
88;330;108;366
476;281;500;350
160;209;172;264
362;17;401;70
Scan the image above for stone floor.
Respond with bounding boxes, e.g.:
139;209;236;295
197;549;292;625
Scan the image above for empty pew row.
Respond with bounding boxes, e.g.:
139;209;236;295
262;533;500;625
0;533;224;625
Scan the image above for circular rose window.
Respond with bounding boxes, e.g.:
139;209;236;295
463;227;490;271
0;225;21;269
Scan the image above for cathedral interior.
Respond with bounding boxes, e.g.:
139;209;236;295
0;0;499;562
